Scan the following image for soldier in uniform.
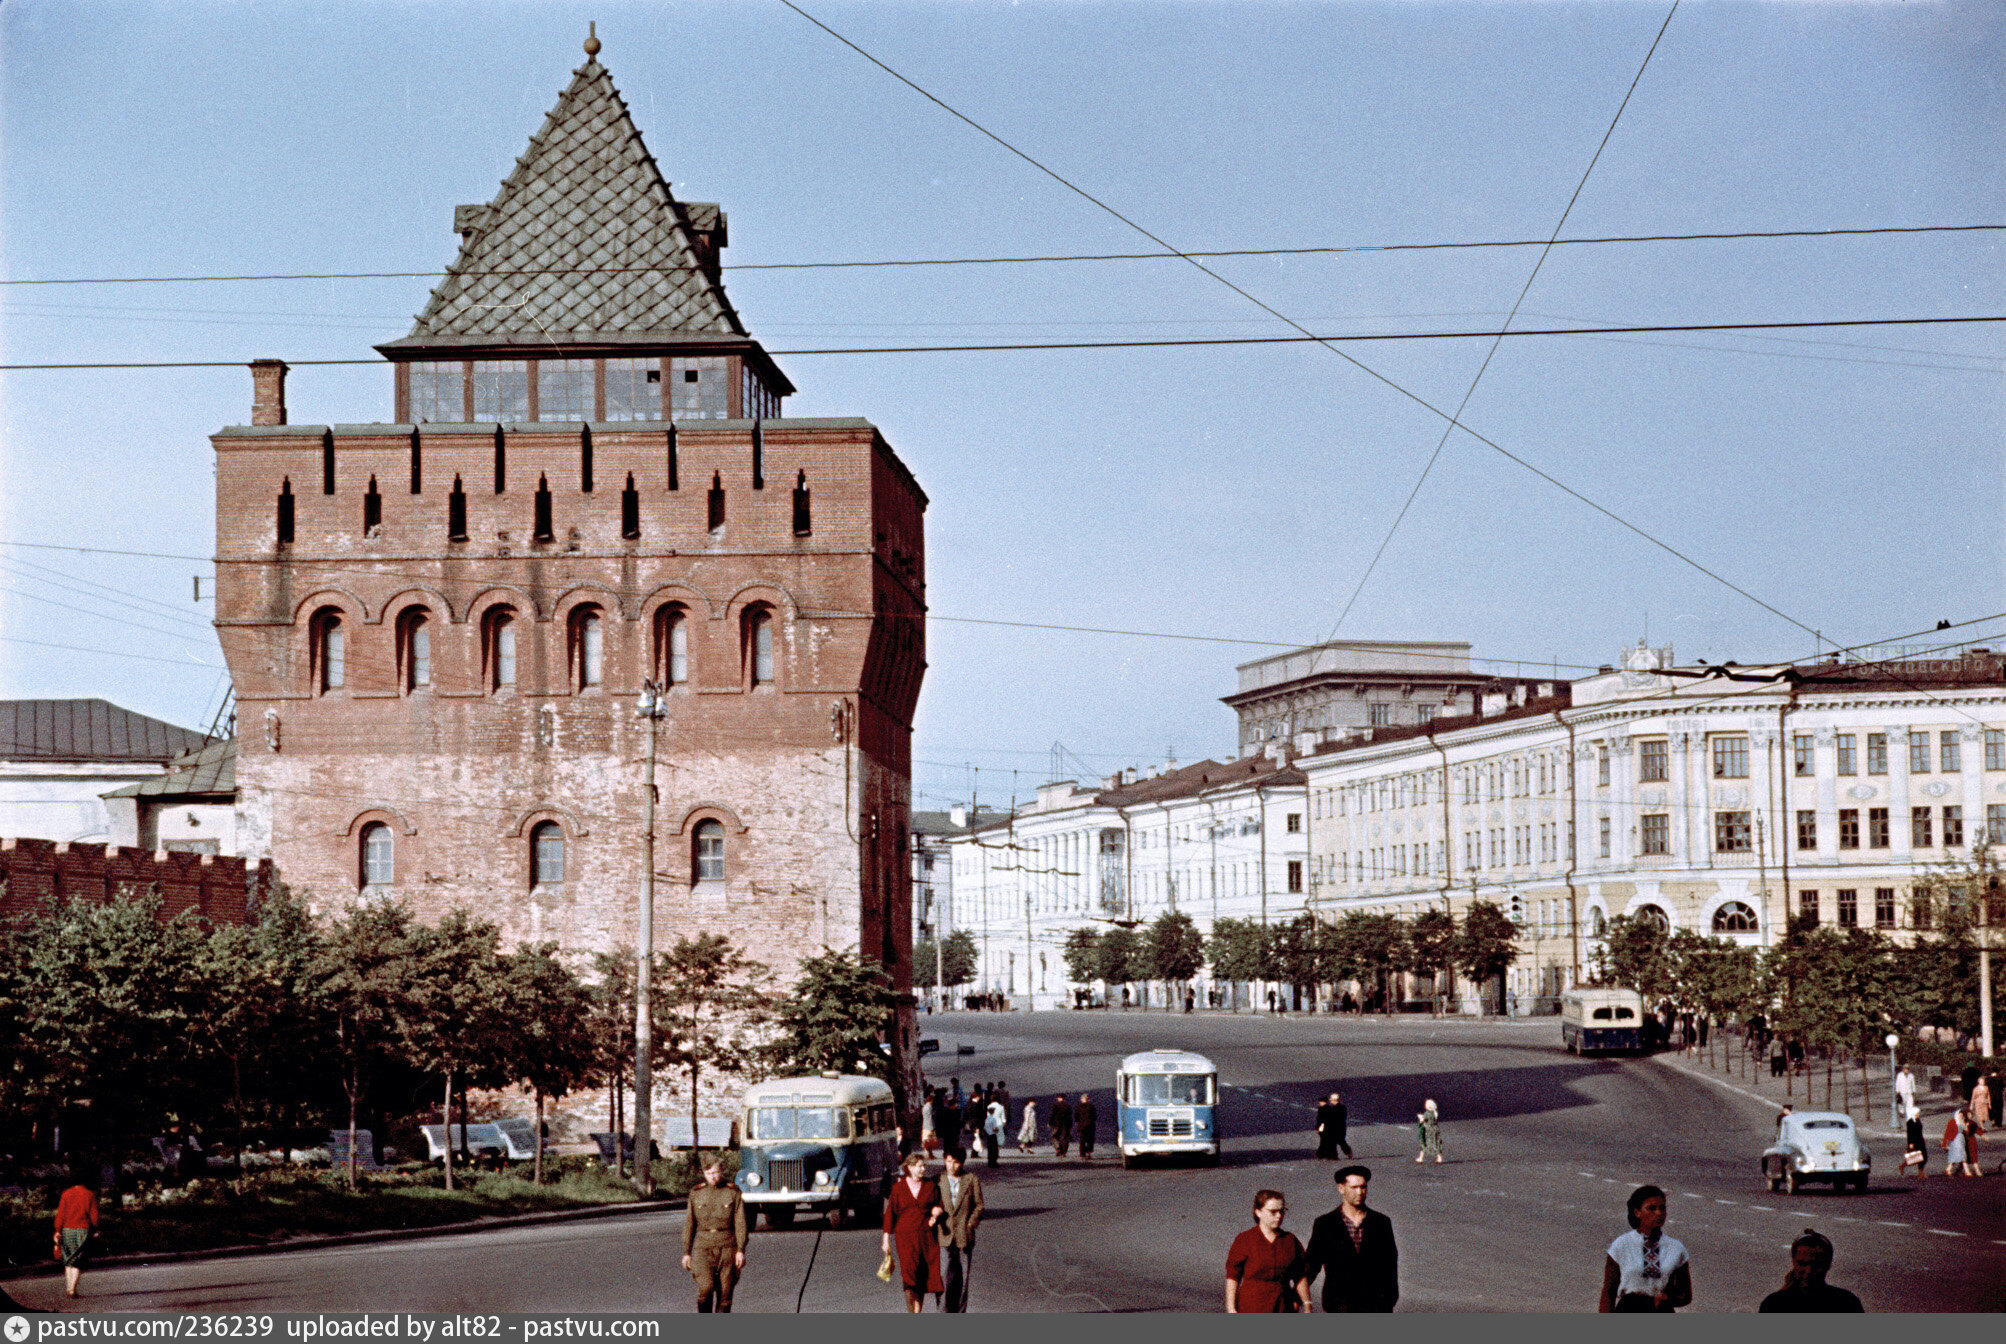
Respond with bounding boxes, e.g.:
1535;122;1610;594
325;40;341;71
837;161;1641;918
681;1159;749;1312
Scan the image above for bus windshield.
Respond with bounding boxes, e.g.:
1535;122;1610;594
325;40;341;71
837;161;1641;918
750;1106;850;1140
1127;1073;1212;1105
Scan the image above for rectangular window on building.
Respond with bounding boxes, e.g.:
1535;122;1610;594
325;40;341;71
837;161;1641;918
1799;889;1819;925
1874;887;1896;928
1287;860;1303;893
537;358;594;420
1988;729;2005;772
1639;738;1668;782
1836;888;1858;928
1286;813;1301;833
1867;733;1888;775
1714;810;1753;853
1640;813;1669;855
1989;803;2006;846
1796;810;1816;851
1941;731;1962;773
1836;734;1856;776
1909;731;1932;774
471;360;530;422
1944;805;1964;848
1598;747;1611;787
1868;807;1890;848
1369;702;1393;727
1912;806;1933;848
669;356;729;419
604;358;661;421
408;360;464;423
1712;736;1749;779
1793;734;1814;777
1839;809;1860;849
1598;817;1611;858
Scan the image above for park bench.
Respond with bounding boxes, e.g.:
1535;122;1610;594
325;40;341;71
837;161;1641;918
326;1128;379;1170
421;1123;507;1165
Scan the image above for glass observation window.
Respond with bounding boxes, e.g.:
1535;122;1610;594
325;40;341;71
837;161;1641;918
408;361;463;423
604;358;661;421
538;359;594;420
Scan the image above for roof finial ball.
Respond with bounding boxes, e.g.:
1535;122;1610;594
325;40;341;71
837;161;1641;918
584;22;601;60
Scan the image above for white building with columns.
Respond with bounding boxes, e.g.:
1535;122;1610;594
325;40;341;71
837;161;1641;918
1299;644;2006;1011
944;753;1307;1010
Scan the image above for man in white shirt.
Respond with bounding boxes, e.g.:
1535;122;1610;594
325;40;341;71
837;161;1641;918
1894;1064;1916;1119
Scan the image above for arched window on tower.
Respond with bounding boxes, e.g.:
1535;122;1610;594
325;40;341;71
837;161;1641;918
531;821;565;887
655;605;689;686
571;606;604;689
792;471;811;535
693;820;726;884
277;478;295;546
360;822;394;892
484;607;517;691
312;609;346;692
398;608;432;690
744;607;773;687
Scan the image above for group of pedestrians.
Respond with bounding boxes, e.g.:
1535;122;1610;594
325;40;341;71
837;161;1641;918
918;1079;1012;1168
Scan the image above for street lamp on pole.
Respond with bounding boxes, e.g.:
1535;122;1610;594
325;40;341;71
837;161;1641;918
633;678;668;1195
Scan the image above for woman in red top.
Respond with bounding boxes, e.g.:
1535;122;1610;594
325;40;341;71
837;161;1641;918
53;1175;101;1298
880;1151;944;1312
1225;1189;1309;1312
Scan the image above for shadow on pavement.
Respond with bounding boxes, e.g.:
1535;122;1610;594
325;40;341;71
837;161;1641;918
1222;1058;1627;1141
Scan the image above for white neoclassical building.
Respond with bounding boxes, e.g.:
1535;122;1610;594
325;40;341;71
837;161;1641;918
1299;644;2006;1011
944;754;1307;1010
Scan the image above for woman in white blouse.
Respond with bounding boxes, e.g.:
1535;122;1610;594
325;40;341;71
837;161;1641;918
1599;1184;1691;1313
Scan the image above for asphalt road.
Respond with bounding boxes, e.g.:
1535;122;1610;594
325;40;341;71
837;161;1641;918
10;1012;2002;1313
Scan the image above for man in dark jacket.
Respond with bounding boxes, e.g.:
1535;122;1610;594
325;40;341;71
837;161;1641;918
1314;1092;1352;1159
1049;1094;1074;1157
1075;1093;1098;1160
1303;1165;1398;1313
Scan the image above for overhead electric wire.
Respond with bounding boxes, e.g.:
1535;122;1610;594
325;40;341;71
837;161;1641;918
1323;0;1680;648
2;223;1995;286
4;314;2000;370
773;0;1835;644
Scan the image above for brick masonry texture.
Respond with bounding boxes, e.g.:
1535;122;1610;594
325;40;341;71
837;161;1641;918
214;417;927;1013
0;835;270;926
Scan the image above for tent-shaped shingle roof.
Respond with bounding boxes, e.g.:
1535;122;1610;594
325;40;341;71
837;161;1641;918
382;55;746;350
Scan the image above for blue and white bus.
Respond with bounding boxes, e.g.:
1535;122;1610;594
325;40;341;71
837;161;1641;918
1116;1048;1220;1168
735;1073;900;1229
1561;987;1646;1055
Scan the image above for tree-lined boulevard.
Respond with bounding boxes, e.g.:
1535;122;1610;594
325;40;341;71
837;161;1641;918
9;1013;1999;1313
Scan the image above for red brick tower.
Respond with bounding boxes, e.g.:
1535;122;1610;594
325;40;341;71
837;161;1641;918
212;46;926;1066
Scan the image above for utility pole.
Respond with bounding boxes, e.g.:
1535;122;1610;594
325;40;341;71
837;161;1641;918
633;678;667;1195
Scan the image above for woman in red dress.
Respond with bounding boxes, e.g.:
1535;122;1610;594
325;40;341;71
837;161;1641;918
880;1151;945;1312
1225;1189;1309;1312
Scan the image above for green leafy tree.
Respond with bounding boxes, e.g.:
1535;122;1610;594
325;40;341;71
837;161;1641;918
1146;911;1205;1009
7;889;209;1168
1409;908;1459;1009
1600;913;1675;1005
1205;919;1265;997
1265;915;1322;1001
310;900;421;1187
587;948;637;1176
501;942;597;1183
1062;927;1103;986
1095;927;1144;998
765;948;900;1083
657;932;771;1164
403;909;511;1191
1669;930;1759;1067
1456;900;1520;1016
913;929;979;988
1334;912;1408;1011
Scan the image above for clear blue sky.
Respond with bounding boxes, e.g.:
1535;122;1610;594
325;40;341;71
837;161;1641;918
3;0;2000;813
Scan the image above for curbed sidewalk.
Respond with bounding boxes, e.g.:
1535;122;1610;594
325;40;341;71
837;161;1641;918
1649;1044;1961;1143
0;1193;684;1282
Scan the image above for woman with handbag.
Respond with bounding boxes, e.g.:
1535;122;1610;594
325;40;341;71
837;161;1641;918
1898;1106;1929;1178
880;1151;944;1312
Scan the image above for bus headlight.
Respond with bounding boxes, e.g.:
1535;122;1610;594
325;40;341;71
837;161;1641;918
813;1170;832;1186
740;1171;762;1188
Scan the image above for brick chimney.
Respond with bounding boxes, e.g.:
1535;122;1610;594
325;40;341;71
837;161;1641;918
250;359;289;426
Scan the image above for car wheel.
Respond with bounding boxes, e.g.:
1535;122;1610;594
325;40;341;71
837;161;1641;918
1786;1171;1800;1196
827;1198;848;1230
1854;1174;1870;1192
1768;1174;1783;1193
1121;1153;1134;1170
